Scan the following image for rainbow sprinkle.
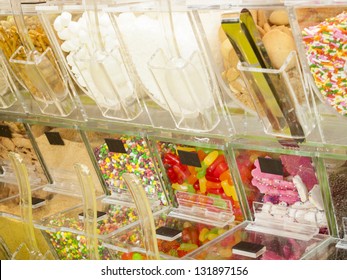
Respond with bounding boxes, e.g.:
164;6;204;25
302;11;347;115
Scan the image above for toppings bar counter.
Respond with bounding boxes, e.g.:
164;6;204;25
0;0;346;260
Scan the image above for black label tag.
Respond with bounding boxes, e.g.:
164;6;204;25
105;138;127;154
156;226;182;241
0;125;12;138
0;165;4;175
31;197;46;209
232;241;266;258
258;157;283;175
44;132;65;146
78;210;107;221
177;150;201;167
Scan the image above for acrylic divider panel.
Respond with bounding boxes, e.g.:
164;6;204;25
36;2;150;125
196;7;260;116
84;131;167;206
0;52;18;109
1;2;78;117
106;1;231;134
28;125;105;197
0;121;48;199
103;209;235;260
230;147;328;234
188;221;331;260
152;139;244;223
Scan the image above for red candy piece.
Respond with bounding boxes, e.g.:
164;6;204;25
206;155;225;175
212;161;229;178
193;180;200;191
205;174;221;183
121;252;133;260
173;164;190;181
206;187;224;195
164;153;180;165
167;167;178;183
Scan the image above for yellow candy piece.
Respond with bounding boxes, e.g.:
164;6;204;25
221;180;239;201
207;233;219;241
199;228;210;243
172;183;188;191
176;147;196;153
203;151;219;166
199;177;207;194
219;248;232;258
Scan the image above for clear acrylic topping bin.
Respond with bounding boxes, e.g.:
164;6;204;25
0;121;48;201
0;1;78;117
105;0;231;133
230;147;329;233
188;219;330;260
0;51;18;109
36;0;148;124
28;124;105;197
196;6;316;140
288;5;347;120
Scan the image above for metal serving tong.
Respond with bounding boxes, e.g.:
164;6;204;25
221;9;305;144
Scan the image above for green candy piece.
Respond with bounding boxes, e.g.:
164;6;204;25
186;184;196;193
201;148;214;154
132;252;144;260
209;227;219;234
196;168;206;179
179;243;198;251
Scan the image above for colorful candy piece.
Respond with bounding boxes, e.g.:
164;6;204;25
199;177;207;194
203;151;219;166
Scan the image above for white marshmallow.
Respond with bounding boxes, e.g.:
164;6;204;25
66;54;75;66
99;13;111;27
61;40;78;52
67;21;79;35
53;16;64;32
60;11;72;27
78;30;90;44
58;28;73;41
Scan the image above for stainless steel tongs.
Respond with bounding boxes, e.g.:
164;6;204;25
222;9;305;144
